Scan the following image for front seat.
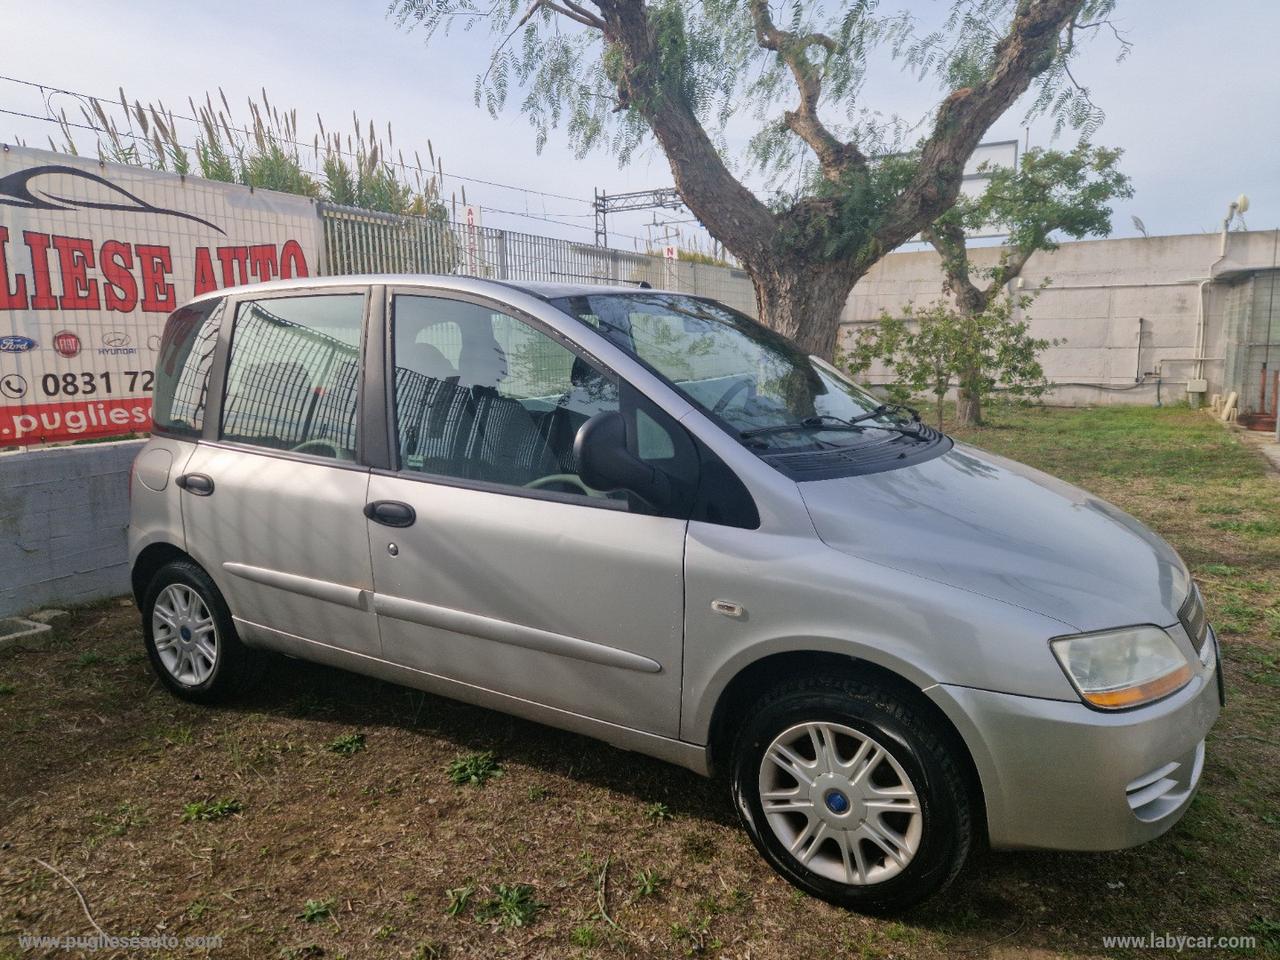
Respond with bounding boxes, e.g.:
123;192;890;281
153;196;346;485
458;334;558;486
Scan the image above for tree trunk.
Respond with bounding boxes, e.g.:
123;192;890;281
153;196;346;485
750;261;858;359
955;380;983;427
953;300;987;428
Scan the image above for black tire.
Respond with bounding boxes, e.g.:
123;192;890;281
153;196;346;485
141;559;263;703
730;673;973;914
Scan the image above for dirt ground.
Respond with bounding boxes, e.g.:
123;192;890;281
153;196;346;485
1;406;1276;959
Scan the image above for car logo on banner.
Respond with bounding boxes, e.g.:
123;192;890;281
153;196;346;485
99;331;137;356
0;373;27;399
53;330;82;358
0;335;37;353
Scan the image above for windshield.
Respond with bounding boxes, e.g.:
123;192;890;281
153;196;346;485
548;292;916;452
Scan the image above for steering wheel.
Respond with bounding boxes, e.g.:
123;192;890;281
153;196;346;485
291;439;345;459
711;378;753;417
523;473;609;498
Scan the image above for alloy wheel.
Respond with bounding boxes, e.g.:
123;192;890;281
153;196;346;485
758;721;923;885
152;583;219;686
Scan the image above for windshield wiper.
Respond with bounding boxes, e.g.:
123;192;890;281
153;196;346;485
739;409;925;441
841;403;921;426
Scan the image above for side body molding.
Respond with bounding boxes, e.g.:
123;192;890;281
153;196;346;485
221;561;661;674
223;562;371;610
373;594;663;674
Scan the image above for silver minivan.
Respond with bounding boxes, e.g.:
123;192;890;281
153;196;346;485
129;276;1223;912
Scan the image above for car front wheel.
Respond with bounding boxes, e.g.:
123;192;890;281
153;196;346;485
730;673;974;914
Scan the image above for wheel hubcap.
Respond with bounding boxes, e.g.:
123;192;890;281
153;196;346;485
152;584;218;686
758;721;923;886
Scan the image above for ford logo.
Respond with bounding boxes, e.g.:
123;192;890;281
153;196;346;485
0;335;37;353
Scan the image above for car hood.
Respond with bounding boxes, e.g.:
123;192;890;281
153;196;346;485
798;442;1189;633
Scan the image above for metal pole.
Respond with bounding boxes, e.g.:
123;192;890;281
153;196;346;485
594;188;607;248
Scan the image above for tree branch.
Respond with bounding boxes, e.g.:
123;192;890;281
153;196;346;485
517;0;605;30
874;0;1085;255
592;0;778;264
988;244;1034;294
924;219;988;315
747;0;864;182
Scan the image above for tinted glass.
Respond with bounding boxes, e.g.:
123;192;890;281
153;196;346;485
550;293;913;451
152;299;223;437
221;294;364;459
392;295;629;494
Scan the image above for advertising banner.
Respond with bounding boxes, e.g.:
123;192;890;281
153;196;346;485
0;145;324;445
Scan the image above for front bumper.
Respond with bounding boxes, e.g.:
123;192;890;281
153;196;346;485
928;628;1222;851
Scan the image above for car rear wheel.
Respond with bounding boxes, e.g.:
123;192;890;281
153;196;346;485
142;559;262;703
730;673;973;913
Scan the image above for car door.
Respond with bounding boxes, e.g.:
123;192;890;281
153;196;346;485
365;290;693;737
180;287;382;658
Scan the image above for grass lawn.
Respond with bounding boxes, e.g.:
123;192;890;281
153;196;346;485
0;405;1277;959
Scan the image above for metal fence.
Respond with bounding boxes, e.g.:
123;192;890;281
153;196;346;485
317;204;758;317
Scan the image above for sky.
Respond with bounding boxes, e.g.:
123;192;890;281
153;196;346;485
1;0;1276;253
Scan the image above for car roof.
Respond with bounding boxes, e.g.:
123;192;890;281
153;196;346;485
188;274;670;305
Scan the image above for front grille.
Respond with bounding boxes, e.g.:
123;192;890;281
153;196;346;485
1179;583;1208;654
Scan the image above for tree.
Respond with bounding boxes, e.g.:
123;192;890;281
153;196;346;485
844;295;1055;431
392;0;1124;356
922;143;1131;424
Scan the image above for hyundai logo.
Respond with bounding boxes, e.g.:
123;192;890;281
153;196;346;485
101;330;132;348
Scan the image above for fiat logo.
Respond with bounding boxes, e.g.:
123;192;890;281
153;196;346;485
53;330;82;358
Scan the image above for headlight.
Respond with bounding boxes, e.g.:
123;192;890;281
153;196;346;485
1050;626;1193;710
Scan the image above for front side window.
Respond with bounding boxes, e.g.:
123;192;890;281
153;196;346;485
549;293;934;458
221;294;365;460
391;295;689;504
152;298;223;437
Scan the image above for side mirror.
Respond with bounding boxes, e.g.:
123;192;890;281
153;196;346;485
574;411;671;506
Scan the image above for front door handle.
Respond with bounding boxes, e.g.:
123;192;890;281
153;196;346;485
364;500;416;528
176;473;215;496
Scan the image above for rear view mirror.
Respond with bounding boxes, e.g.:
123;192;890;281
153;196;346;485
574;411;671;507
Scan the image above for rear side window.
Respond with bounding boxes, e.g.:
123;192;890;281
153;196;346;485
220;294;365;460
152;298;224;438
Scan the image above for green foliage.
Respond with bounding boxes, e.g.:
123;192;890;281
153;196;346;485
446;751;502;786
632;868;666;897
643;801;671;823
297;897;334;923
474;883;543;928
181;797;243;822
844;297;1056;430
391;0;1121;183
939;143;1133;287
91;801;148;841
444;884;475;917
326;732;367;756
46;85;449;220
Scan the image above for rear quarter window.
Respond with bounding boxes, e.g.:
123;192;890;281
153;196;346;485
151;298;224;438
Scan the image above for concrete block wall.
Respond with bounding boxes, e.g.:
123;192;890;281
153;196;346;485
0;440;144;617
839;230;1280;407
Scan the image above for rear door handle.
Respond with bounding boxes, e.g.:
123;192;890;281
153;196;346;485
176;473;215;496
364;500;416;528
